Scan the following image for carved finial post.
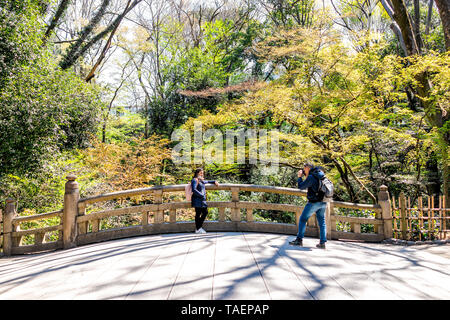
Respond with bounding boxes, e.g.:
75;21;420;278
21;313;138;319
63;175;79;249
3;198;17;256
378;185;393;239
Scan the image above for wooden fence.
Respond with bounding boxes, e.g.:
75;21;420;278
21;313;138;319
392;192;449;241
0;176;396;256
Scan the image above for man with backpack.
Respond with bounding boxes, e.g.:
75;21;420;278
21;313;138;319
289;162;333;249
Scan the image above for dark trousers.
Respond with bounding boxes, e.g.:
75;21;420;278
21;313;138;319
195;207;208;230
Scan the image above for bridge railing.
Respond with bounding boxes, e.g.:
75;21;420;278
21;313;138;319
1;176;393;256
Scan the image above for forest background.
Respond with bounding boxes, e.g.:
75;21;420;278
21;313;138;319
0;0;448;229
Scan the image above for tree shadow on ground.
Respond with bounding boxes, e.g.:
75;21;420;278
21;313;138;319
0;232;448;300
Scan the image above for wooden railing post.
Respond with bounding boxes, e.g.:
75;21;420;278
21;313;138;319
295;209;301;227
246;209;254;222
142;211;149;226
399;192;407;240
325;197;332;240
0;208;2;252
11;209;22;248
329;200;336;236
91;218;99;233
378;185;393;239
154;189;163;224
35;232;44;245
218;207;226;222
63;175;79;249
3;198;16;256
231;187;240;222
78;202;88;235
169;209;176;223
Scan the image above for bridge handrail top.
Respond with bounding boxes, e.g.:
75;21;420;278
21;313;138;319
76;183;381;210
77;183;308;205
332;201;381;211
11;209;63;224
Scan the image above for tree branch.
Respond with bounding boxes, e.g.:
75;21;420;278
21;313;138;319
61;0;143;70
339;155;377;203
85;0;133;81
43;0;71;43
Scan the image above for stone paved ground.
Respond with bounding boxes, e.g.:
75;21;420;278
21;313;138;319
0;232;449;300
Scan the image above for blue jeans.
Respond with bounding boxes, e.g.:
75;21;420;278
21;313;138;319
297;202;327;243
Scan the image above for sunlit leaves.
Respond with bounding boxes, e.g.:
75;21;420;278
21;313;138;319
81;136;173;191
179;20;448;201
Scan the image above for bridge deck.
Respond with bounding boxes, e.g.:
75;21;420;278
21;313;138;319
0;232;449;300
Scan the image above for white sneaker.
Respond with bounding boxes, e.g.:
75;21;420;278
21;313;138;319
195;229;201;234
199;228;207;234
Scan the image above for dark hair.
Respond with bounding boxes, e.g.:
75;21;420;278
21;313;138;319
315;165;325;172
193;168;204;178
303;162;314;169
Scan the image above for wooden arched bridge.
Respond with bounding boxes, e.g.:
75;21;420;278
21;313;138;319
1;176;450;300
2;175;392;256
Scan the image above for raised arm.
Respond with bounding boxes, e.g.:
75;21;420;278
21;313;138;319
297;175;314;190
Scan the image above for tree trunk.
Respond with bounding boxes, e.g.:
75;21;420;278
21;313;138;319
389;0;449;207
413;0;423;52
144;96;149;139
380;0;408;55
389;23;408;55
432;0;450;207
434;0;450;50
442;142;450;208
390;0;420;55
425;0;434;36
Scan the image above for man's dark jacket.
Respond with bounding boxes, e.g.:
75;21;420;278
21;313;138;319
297;167;325;203
191;178;216;208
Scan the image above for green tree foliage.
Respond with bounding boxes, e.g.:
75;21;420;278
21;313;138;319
1;0;448;223
267;0;315;28
133;15;265;136
183;19;449;204
0;0;49;90
0;1;103;179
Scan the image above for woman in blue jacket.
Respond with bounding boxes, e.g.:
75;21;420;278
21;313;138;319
191;168;219;234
